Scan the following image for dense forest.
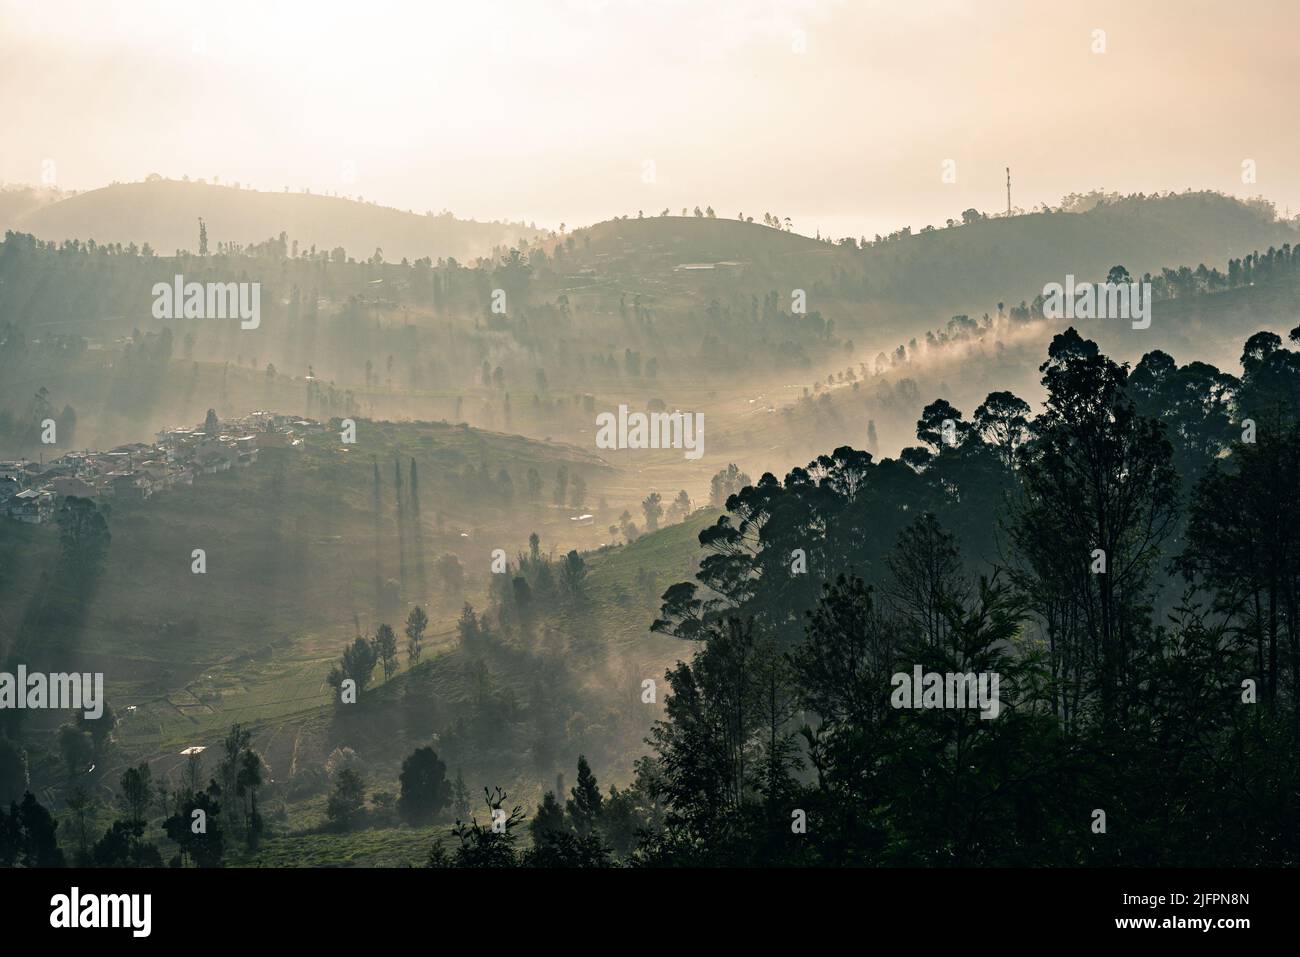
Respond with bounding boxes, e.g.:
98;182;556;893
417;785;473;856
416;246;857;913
9;320;1292;868
423;322;1300;867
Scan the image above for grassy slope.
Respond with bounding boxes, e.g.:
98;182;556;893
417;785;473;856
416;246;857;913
227;511;715;866
2;420;611;743
6;419;717;865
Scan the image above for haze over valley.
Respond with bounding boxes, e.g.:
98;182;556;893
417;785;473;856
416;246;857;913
2;0;1299;882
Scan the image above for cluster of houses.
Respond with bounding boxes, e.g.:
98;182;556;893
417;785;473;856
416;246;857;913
1;411;326;524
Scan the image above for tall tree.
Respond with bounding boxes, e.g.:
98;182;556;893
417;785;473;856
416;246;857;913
566;756;604;837
375;623;399;682
327;768;367;831
405;605;429;666
1011;328;1178;728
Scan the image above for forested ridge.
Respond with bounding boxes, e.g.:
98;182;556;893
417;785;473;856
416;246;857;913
430;322;1300;867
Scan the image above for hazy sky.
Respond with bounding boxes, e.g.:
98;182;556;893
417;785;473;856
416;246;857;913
3;0;1298;238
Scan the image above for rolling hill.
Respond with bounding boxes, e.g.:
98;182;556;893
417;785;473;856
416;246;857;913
566;193;1297;337
9;179;542;263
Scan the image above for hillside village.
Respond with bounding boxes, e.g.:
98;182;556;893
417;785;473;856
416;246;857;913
1;411;325;523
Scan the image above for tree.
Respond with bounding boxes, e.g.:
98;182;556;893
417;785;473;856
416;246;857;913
570;475;587;510
457;603;482;648
397;747;453;824
163;788;225;867
452;770;472;821
216;724;251;833
559;550;588;601
883;512;969;646
58;724;93;777
709;464;752;507
529;790;567;846
566;756;604;837
236;750;264;848
326;768;367;831
65;786;93;865
0;792;65;867
76;704;116;761
1129;350;1239;491
436;553;464;593
375;623;399;682
641;492;664;532
405;606;429;666
667;490;691;523
92;819;161;868
630;323;1300;866
180;750;204;798
1011;328;1179;728
915;398;968;452
973;391;1031;468
438;787;525;867
524;824;611;867
118;763;153;825
327;636;379;699
645;617;768;852
553;466;569;506
1179;420;1300;710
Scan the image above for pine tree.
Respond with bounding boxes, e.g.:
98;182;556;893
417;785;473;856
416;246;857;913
529;790;568;845
566;756;603;836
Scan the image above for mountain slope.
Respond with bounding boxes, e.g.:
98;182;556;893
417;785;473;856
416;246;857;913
12;179;540;263
565;193;1296;335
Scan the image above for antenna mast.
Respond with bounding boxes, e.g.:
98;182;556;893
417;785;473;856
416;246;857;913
1006;167;1012;216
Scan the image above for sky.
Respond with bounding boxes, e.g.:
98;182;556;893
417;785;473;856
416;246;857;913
3;0;1298;238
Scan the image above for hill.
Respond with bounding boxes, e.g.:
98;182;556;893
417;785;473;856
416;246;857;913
566;193;1297;342
10;179;541;263
571;214;827;265
846;191;1294;320
0;419;712;862
0;184;63;230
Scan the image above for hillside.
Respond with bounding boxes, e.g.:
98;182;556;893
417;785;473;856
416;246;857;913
0;418;616;702
766;234;1300;474
0;185;63;230
5;189;1295;521
846;192;1295;319
571;214;827;266
565;193;1296;341
11;179;541;263
0;419;711;862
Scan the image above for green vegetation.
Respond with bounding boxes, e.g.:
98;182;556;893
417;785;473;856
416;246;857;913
3;188;1299;869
